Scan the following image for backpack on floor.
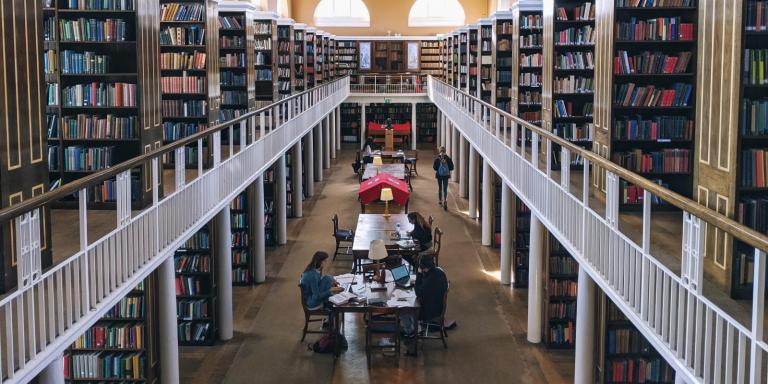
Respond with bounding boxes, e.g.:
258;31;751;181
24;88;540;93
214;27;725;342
309;334;347;354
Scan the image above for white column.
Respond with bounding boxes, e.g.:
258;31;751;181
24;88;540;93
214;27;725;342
527;213;544;343
411;102;417;150
323;114;331;169
451;127;460;183
481;160;494;246
336;106;341;150
459;136;468;198
499;184;513;285
574;268;597;384
305;133;314;197
468;145;478;218
215;207;233;341
158;258;180;383
314;124;323;182
253;179;266;283
38;354;64;384
444;119;452;156
276;154;288;245
436;110;442;149
292;142;303;218
330;110;337;159
360;103;367;149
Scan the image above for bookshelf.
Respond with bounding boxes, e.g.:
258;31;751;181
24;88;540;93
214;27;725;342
513;198;531;288
440;38;449;79
493;180;502;248
468;25;479;96
305;28;316;89
230;193;251;285
551;0;595;171
218;10;251;127
293;25;306;92
328;37;336;81
277;20;294;99
365;103;412;126
731;0;767;299
373;41;405;72
45;0;163;208
254;13;277;104
458;29;468;91
341;103;361;143
609;2;697;211
545;235;578;349
315;33;324;85
492;12;513;113
420;40;442;78
452;33;459;88
519;8;543;126
160;0;220;170
175;226;218;345
336;40;358;80
263;166;277;246
599;299;675;383
479;21;493;103
286;150;295;217
416;103;438;144
64;278;158;382
322;35;331;83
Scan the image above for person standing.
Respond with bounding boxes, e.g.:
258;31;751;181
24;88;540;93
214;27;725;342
433;146;454;210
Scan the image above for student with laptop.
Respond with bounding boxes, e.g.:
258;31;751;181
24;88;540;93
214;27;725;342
300;251;344;310
406;212;432;252
400;255;448;353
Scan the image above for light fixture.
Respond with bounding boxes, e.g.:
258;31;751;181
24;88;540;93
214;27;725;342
372;155;383;175
380;187;393;218
369;239;389;281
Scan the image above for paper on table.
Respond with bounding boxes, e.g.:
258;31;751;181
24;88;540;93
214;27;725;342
386;297;416;308
335;273;356;285
393;289;416;299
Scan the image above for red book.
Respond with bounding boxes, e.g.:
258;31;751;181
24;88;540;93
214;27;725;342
614;56;621;74
175;277;183;295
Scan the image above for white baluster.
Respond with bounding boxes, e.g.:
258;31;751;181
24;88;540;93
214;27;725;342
681;212;704;293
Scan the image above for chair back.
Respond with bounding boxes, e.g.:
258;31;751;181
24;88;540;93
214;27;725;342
428;215;434;227
298;282;310;311
433;227;443;255
332;214;340;235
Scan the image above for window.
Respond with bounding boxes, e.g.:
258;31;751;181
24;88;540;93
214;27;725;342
408;0;466;27
314;0;370;27
496;0;511;10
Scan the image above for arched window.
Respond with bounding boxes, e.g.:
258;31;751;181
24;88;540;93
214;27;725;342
496;0;511;10
408;0;466;27
314;0;371;27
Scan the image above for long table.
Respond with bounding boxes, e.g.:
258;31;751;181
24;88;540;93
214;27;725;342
362;164;406;180
352;214;419;273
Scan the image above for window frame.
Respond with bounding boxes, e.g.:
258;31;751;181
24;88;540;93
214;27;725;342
407;0;466;27
313;0;371;27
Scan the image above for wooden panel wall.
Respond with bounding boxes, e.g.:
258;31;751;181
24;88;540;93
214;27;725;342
541;0;554;134
0;0;52;291
139;0;164;196
694;0;743;287
592;0;613;191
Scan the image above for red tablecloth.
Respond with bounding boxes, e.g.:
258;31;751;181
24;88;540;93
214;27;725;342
367;122;411;134
358;172;410;206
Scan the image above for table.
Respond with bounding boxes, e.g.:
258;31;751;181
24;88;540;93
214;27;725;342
362;164;406;180
352;214;419;273
371;150;405;162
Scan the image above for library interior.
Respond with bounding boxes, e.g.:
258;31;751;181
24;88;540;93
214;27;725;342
1;0;767;383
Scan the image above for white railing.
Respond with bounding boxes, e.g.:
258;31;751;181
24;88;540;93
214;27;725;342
351;74;427;94
0;77;349;383
429;77;768;384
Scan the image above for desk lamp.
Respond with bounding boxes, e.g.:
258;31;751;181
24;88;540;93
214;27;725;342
372;155;383;175
380;187;393;218
369;239;388;282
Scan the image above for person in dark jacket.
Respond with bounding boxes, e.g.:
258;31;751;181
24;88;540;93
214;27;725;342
407;212;432;252
300;251;343;309
401;255;448;344
433;146;454;210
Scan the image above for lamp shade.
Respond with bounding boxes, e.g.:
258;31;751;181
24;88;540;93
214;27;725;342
369;239;388;261
380;187;393;202
372;156;383;167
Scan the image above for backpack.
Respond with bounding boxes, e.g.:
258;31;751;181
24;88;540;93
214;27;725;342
437;157;450;177
310;334;347;354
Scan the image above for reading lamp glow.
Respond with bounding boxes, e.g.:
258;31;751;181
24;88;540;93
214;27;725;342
369;239;389;281
380;187;393;218
372;155;383;175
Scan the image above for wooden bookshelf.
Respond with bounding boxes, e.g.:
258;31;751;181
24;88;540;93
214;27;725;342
45;0;162;208
731;0;767;299
550;0;595;171
416;103;438;144
341;103;361;143
253;13;277;104
160;0;220;170
545;235;577;349
305;28;316;89
458;29;469;91
276;20;294;99
372;41;405;72
493;180;502;248
230;193;251;285
513;198;531;288
322;35;331;83
336;40;358;81
598;298;675;383
286;150;295;217
519;7;543;126
315;33;325;85
328;37;336;81
468;25;479;96
421;40;442;78
440;38;448;79
64;278;158;382
263;167;277;246
293;25;306;92
175;226;218;345
492;11;513;113
478;21;493;103
609;2;697;211
218;10;252;128
451;33;459;88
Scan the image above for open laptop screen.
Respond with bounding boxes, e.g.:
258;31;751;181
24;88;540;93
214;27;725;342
390;264;409;282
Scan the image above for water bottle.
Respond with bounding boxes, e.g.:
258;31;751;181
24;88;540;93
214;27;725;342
395;223;401;239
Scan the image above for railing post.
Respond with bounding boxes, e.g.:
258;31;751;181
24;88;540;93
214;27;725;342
175;147;185;189
750;249;766;383
531;132;539;170
560;147;570;189
681;212;704;294
197;138;204;175
605;172;619;228
212;131;221;167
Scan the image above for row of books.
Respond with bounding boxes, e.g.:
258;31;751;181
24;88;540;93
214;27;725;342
62;0;135;10
520;53;543;67
65;352;145;380
44;17;56;41
62;82;136;107
548;279;578;297
620;179;668;205
554;100;593;118
740;149;768;188
233;268;250;284
61;50;110;74
222;91;247;105
59;18;128;42
44;49;57;74
61;114;136;139
86;177;141;203
218;16;243;30
161;75;206;94
520;15;542;29
64;145;114;171
160;52;207;70
607;327;655;354
47;83;59;105
549;322;575;345
73;324;143;349
520;34;542;48
556;3;594;21
520;91;541;105
103;296;143;320
176;276;208;296
177;299;209;320
745;1;768;32
178;321;211;342
555;51;594;70
221;35;245;49
184;231;210;250
555;123;593;141
255;38;272;50
614;50;692;74
220;53;246;67
554;76;593;94
737;198;768;233
256;69;273;81
254;23;271;35
554;26;594;46
161;3;204;22
742;98;768;136
232;250;248;265
221;72;246;86
612;148;690;173
165;146;205;166
613;82;692;107
163;122;205;141
548;302;576;320
606;358;675;383
615;18;695;41
160;26;206;46
616;0;693;6
613;115;693;141
520;73;542;87
232;232;248;247
231;213;247;228
176;254;211;273
162;100;208;118
744;49;768;86
550;256;579;274
255;51;271;65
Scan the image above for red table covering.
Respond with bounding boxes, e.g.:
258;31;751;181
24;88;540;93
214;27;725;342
367;122;411;133
358;172;410;206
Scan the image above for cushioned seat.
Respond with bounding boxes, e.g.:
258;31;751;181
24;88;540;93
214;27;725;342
336;229;354;240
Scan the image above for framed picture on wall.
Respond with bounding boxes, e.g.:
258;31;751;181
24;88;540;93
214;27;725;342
407;42;419;70
359;42;371;70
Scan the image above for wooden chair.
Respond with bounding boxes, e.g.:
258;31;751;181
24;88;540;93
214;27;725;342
332;214;354;261
365;307;401;365
404;151;418;176
419;286;449;348
428;215;434;228
421;227;443;267
298;283;333;342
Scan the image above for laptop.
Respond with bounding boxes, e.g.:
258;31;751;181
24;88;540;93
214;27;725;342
390;264;412;288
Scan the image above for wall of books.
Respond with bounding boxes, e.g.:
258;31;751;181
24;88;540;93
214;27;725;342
175;226;218;345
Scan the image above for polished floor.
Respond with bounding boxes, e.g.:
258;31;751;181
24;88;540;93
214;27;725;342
177;146;575;384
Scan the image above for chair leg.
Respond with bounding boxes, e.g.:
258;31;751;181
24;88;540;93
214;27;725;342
333;240;340;261
301;315;309;342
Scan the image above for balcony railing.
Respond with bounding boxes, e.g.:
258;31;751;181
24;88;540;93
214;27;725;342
350;73;428;94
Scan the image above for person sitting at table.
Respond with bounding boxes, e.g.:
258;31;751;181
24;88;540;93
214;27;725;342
300;251;344;310
362;136;375;164
401;255;448;350
407;212;432;252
